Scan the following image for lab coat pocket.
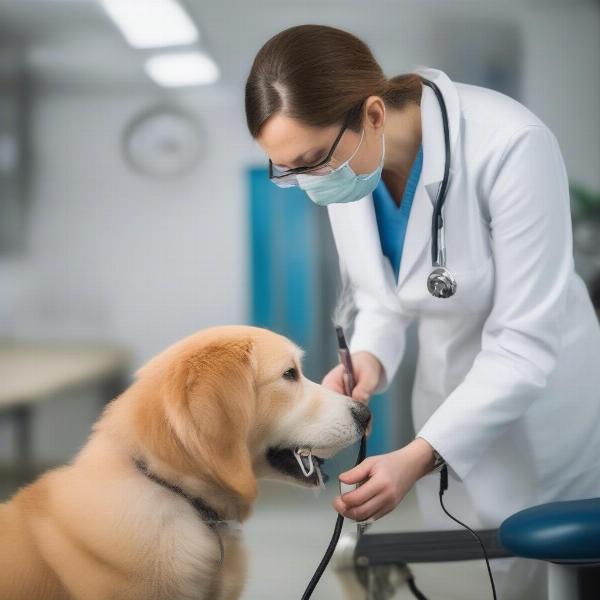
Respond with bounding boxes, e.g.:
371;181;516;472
450;254;494;312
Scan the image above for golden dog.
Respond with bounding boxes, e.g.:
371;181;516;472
0;326;371;600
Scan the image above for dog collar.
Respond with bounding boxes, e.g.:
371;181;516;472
134;457;241;564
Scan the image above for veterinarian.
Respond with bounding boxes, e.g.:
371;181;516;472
244;24;600;598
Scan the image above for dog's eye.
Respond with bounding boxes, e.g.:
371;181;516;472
282;367;298;382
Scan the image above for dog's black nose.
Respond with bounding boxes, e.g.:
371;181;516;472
351;402;372;432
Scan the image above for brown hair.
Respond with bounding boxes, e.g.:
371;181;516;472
245;24;422;138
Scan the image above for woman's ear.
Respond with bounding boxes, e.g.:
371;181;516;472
164;339;258;505
364;95;386;131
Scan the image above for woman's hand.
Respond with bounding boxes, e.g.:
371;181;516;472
332;438;436;522
322;351;383;403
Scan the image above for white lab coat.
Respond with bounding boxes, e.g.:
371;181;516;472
327;68;600;598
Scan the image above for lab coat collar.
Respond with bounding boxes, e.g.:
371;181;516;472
327;194;391;293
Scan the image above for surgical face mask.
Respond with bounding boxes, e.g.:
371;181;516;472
296;131;385;206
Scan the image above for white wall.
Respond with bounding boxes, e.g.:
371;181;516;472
2;85;261;368
519;3;600;190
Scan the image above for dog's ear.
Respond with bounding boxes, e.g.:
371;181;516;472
165;338;258;505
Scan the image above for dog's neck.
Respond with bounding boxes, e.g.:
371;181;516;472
128;450;251;523
133;457;227;523
93;400;252;523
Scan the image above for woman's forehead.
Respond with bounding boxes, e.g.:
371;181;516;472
257;113;336;167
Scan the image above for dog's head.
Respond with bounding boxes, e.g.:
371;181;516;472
130;326;370;510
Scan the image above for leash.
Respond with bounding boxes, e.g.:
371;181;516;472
300;434;367;600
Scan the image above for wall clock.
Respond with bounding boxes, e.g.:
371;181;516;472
123;107;204;177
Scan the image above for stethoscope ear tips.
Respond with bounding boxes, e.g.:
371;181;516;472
427;267;457;298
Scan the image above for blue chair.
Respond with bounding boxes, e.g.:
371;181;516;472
499;498;600;599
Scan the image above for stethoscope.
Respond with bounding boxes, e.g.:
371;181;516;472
421;78;457;299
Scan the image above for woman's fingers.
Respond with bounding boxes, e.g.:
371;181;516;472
335;467;397;521
342;493;393;522
351;352;383;402
323;352;384;401
333;445;426;523
334;477;398;521
370;505;395;522
332;495;346;513
339;477;384;508
321;364;346;394
351;385;371;403
333;479;397;522
352;352;382;402
339;457;374;485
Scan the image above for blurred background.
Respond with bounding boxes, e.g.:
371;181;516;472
0;1;599;598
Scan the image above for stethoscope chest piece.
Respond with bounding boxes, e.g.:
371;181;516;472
427;267;457;298
422;77;458;300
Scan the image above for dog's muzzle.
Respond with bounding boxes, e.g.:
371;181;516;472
351;402;371;433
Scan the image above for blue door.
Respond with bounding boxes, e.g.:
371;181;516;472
248;167;392;456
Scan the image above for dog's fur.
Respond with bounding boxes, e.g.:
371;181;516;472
0;326;369;600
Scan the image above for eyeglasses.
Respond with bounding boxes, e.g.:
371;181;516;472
268;101;364;188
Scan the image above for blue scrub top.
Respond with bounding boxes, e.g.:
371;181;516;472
372;146;423;283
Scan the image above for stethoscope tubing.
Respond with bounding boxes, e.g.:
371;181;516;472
421;78;452;268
